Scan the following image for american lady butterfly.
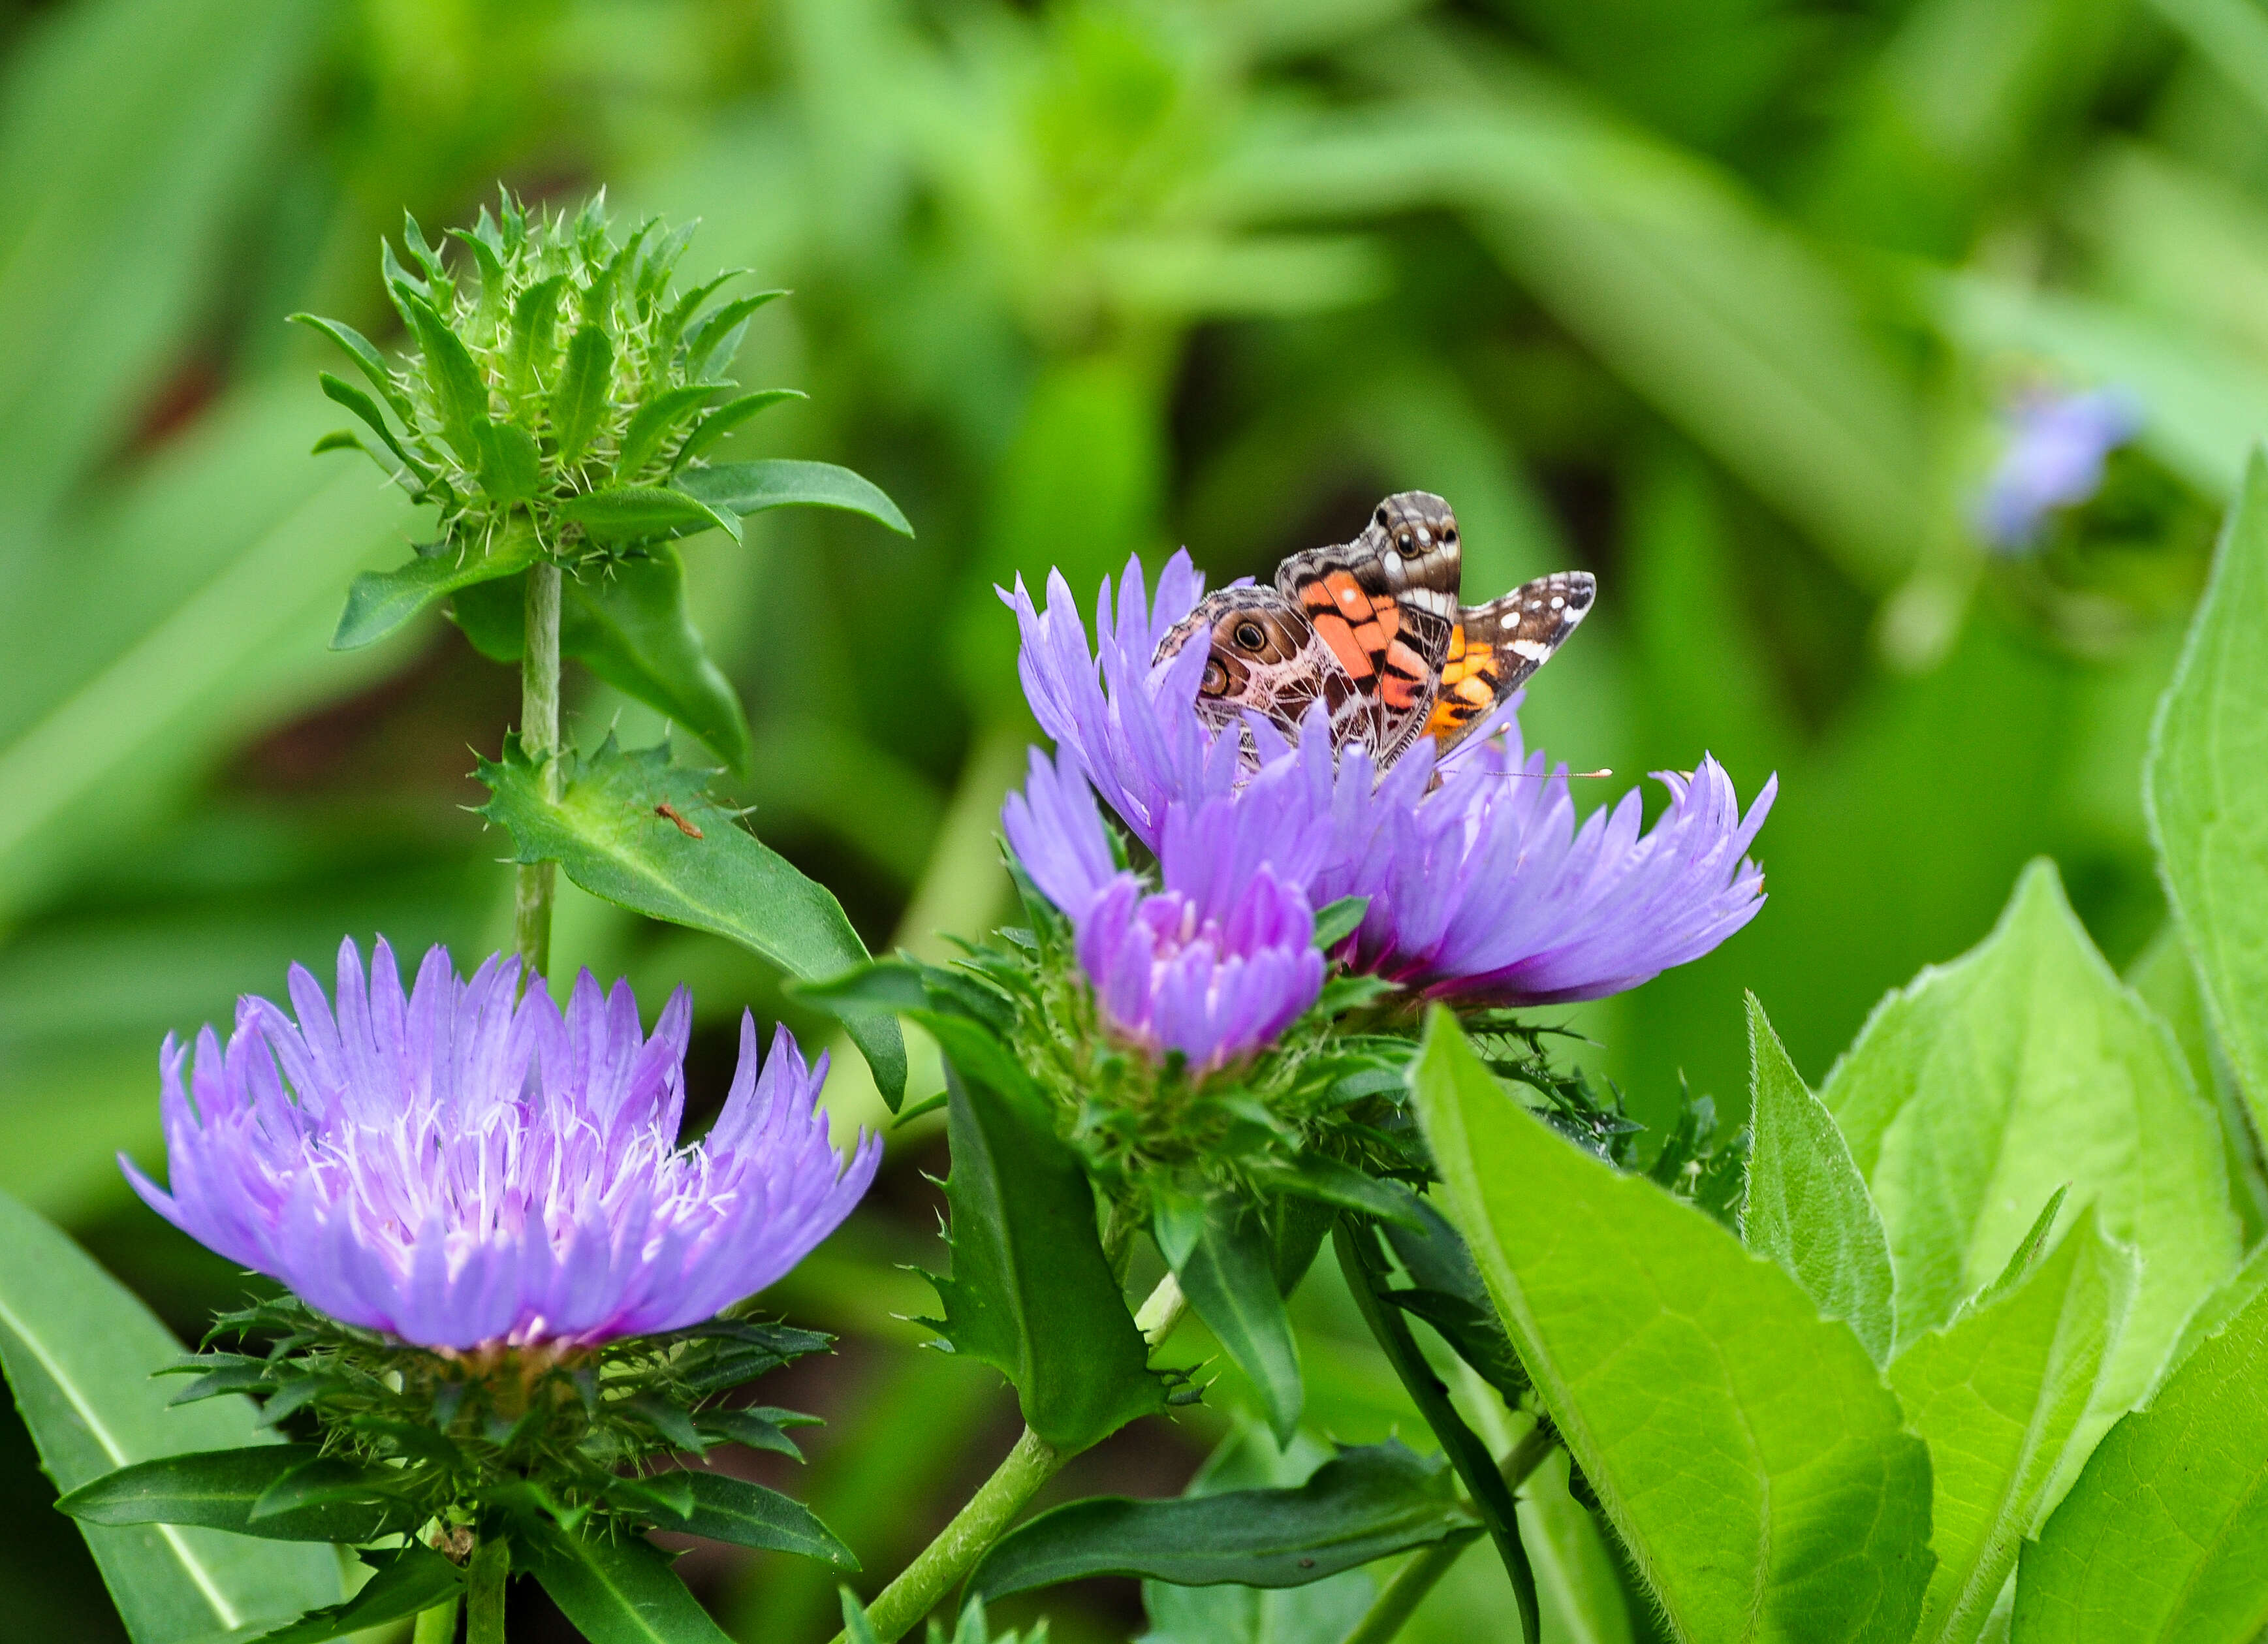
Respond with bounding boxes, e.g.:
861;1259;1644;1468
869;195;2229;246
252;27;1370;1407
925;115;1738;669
1156;491;1594;766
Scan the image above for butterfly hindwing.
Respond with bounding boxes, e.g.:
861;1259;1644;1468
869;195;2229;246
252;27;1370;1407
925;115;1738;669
1423;571;1596;756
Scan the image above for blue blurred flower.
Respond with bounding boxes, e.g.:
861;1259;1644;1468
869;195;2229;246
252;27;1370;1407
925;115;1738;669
1006;555;1775;1008
1005;747;1327;1071
1976;387;2141;552
123;940;879;1351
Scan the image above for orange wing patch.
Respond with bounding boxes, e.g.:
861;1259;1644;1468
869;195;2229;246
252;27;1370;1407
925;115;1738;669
1423;622;1505;745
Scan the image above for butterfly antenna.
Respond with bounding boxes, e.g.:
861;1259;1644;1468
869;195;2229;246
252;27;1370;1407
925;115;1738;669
1498;767;1614;780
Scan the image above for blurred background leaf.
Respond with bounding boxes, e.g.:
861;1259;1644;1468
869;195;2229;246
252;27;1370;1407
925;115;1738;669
1;0;2261;1635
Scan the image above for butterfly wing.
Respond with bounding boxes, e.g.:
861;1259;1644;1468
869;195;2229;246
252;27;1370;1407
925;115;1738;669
1276;492;1462;762
1423;571;1596;757
1154;586;1338;748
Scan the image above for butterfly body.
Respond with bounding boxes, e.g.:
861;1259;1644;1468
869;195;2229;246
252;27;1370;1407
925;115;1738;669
1157;491;1594;767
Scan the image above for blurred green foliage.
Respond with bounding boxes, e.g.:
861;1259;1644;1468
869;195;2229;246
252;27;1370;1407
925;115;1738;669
1;0;2261;1635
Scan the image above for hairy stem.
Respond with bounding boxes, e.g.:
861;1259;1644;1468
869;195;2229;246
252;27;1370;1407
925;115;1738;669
830;1269;1187;1643
465;1530;509;1644
1339;1423;1560;1644
513;561;563;978
411;1595;461;1644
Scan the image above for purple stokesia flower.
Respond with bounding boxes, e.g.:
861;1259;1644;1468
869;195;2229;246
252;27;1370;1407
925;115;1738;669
1003;553;1776;1007
123;939;879;1351
1004;746;1327;1071
1975;387;2141;552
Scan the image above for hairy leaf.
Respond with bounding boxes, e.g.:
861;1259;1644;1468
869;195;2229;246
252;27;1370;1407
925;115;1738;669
678;458;913;536
559;484;742;548
655;1470;855;1568
334;530;543;650
57;1444;407;1543
520;1520;735;1644
552;325;614;466
927;1060;1163;1451
1413;1009;1934;1644
1743;993;1895;1365
477;735;904;1103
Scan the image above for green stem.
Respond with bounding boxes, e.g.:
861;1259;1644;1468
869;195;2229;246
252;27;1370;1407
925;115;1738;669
513;561;562;978
411;1595;460;1644
1336;1218;1541;1644
828;1268;1188;1643
831;1425;1064;1643
1338;1423;1560;1644
465;1530;509;1644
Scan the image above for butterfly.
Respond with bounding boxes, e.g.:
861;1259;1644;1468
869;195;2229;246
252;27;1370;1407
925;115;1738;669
1155;490;1595;768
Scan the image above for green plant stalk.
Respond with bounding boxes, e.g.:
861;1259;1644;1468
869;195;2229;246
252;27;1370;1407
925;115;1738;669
513;560;563;977
1335;1218;1540;1644
1339;1422;1560;1644
413;1594;461;1644
465;1531;509;1644
830;1269;1186;1643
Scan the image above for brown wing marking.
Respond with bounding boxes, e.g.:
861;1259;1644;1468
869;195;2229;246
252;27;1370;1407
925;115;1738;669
1422;571;1596;755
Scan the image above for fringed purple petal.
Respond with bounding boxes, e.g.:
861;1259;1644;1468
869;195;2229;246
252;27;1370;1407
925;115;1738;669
118;942;877;1350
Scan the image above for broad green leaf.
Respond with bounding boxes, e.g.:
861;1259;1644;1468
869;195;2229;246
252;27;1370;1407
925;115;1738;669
334;531;544;651
1137;1424;1381;1644
2127;925;2268;1245
452;552;755;772
1821;861;2239;1417
1891;1212;2130;1644
2010;1261;2268;1643
969;1441;1476;1600
1743;994;1895;1365
1411;1009;1934;1644
1157;1193;1303;1445
552;325;614;466
57;1444;406;1543
926;1057;1163;1451
0;1189;339;1641
475;736;905;1103
2146;447;2268;1141
245;1545;464;1644
655;1470;855;1566
678;458;914;536
520;1520;735;1644
559;484;742;547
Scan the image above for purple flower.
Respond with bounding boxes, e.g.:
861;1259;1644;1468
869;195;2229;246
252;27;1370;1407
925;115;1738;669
1005;554;1776;1008
1005;748;1327;1071
1975;387;2141;552
122;940;879;1351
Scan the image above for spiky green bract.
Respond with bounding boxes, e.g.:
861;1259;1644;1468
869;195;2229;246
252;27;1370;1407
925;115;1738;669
300;191;819;648
155;1291;847;1561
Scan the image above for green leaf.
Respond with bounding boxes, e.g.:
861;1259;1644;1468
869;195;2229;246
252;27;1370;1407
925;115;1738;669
1137;1424;1383;1644
927;1060;1164;1451
1893;1212;2130;1644
1821;861;2240;1417
509;274;569;397
616;385;719;480
682;290;788;378
693;1406;814;1461
565;552;753;770
57;1444;408;1543
1156;1192;1304;1446
1310;895;1368;951
969;1441;1477;1601
2147;446;2268;1145
1411;1007;1934;1644
552;325;614;466
678;458;913;536
2011;1257;2268;1643
332;530;543;650
475;735;904;1104
1742;993;1896;1365
315;373;430;487
473;417;541;507
244;1545;465;1644
674;389;807;470
249;1451;407;1523
1379;1195;1531;1406
652;1470;855;1567
1248;1154;1424;1231
400;291;490;467
289;313;413;422
519;1519;735;1644
0;1188;340;1639
559;484;742;547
